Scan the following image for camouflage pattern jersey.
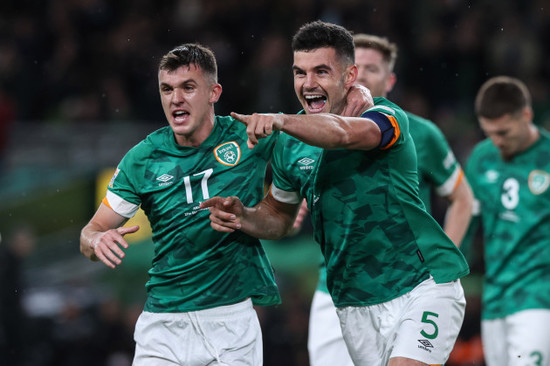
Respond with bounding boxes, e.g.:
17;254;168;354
465;128;550;320
315;110;467;296
104;115;281;313
308;97;469;308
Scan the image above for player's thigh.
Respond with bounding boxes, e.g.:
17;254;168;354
133;311;184;366
507;309;550;366
205;301;263;366
308;290;353;366
133;299;262;366
481;317;509;366
391;279;466;365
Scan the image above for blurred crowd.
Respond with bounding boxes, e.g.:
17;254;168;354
2;1;550;129
2;0;550;365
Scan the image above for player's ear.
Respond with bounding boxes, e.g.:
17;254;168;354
385;72;397;94
210;83;222;103
345;64;358;88
521;106;533;122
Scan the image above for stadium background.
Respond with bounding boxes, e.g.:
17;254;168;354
1;1;550;365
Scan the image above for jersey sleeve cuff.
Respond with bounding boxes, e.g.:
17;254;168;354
361;110;400;149
105;190;140;218
269;184;302;204
435;167;463;197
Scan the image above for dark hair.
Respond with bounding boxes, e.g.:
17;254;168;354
159;43;218;82
353;33;398;71
291;20;355;66
475;76;531;119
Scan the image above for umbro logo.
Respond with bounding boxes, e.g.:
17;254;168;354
485;169;499;183
298;157;315;170
418;339;433;348
298;157;315;166
417;339;434;353
156;174;174;183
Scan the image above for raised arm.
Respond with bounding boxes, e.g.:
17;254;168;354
441;175;474;247
200;194;301;240
231;112;382;151
80;203;140;268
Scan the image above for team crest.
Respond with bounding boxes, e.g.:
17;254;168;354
214;141;241;166
528;169;550;195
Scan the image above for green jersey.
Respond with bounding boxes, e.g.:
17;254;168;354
407;112;464;211
465;128;550;319
308;97;468;307
270;130;322;205
106;116;281;313
315;110;466;294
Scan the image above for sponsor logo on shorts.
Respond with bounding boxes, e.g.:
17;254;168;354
418;339;433;353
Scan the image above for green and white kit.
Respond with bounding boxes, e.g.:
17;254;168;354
106;115;281;313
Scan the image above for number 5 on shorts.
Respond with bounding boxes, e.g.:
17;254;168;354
420;311;439;339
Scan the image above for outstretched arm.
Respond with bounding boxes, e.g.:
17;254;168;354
442;175;474;247
232;112;382;151
80;203;140;268
200;194;301;240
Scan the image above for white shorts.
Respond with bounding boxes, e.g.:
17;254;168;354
308;290;354;366
482;308;550;366
336;277;466;366
133;298;262;366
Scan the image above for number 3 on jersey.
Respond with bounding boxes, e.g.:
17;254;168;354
501;177;520;210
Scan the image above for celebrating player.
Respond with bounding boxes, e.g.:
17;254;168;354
202;21;469;366
80;43;281;366
307;33;474;366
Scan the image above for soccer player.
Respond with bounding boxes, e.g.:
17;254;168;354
465;76;550;366
79;43;282;366
307;34;475;366
202;21;469;366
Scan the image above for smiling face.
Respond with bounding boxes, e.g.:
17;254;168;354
293;47;357;115
355;47;396;98
159;64;222;146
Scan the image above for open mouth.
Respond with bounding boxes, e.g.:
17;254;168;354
173;110;190;123
305;94;327;113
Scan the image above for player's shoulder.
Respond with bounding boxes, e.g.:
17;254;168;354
468;138;496;164
370;97;403;115
405;111;448;142
405;111;440;133
539;128;550;146
127;126;170;156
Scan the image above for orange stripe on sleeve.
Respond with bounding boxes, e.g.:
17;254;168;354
102;196;112;209
379;115;400;150
453;169;464;191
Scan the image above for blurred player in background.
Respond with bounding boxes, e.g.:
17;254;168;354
79;43;282;366
202;21;469;366
465;76;550;366
307;33;474;366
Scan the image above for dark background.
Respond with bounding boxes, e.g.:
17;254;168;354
2;1;549;365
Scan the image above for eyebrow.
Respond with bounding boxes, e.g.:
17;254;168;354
292;64;331;72
159;79;197;88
